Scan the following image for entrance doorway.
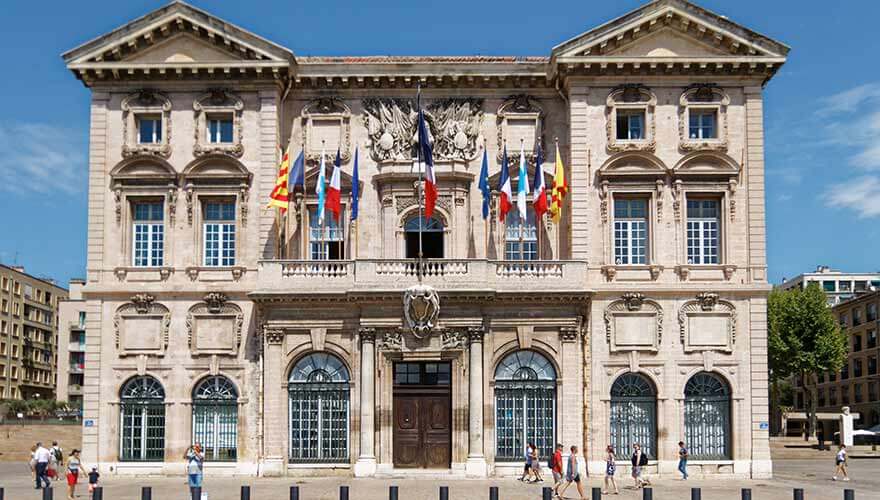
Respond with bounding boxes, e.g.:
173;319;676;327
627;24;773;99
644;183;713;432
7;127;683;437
404;216;444;259
392;362;452;469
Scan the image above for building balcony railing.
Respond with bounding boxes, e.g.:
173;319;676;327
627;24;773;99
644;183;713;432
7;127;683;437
68;385;83;396
68;342;86;353
69;363;84;374
257;259;589;294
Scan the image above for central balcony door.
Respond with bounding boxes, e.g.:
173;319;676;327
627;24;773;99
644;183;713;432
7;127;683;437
404;216;444;259
392;362;452;469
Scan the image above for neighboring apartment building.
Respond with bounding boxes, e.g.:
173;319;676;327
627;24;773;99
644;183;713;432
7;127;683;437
62;0;787;478
793;290;880;435
779;265;880;305
57;280;87;409
0;264;67;400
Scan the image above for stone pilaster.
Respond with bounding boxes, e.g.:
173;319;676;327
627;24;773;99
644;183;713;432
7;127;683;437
465;327;488;477
354;328;378;476
261;327;285;476
560;326;586;475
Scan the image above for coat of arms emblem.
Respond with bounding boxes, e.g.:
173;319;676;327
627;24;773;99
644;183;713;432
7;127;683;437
404;284;440;338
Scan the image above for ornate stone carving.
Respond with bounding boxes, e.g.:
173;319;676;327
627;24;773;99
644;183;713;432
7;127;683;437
496;94;543;163
679;294;737;352
605;85;657;153
185;184;195;225
192;89;244;158
121;90;172;159
440;329;468;350
649;265;663;281
359;327;377;344
604;295;663;352
723;265;736;281
263;327;284;344
378;329;403;351
696;292;719;311
655;179;665;222
204;292;228;313
114;268;127;281
622;292;646;311
672;179;683;221
131;293;156;314
302;97;352;163
114;186;123;224
599;181;610;224
678;85;730;152
239;183;250;226
186;267;200;281
559;326;581;343
600;265;617;282
728;179;738;221
404;284;440;339
186;296;243;353
167;185;178;226
467;326;485;344
113;296;170;355
231;267;245;281
159;268;172;281
363;97;483;162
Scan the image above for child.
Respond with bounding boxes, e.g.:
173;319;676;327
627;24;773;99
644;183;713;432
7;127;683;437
88;466;100;495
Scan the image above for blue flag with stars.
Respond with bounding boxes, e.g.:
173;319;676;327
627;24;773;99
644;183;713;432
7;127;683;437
478;147;490;220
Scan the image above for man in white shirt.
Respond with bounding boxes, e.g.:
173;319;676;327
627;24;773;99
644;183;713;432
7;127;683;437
34;442;51;489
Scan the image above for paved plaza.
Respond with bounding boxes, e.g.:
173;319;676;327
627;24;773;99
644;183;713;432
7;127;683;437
3;459;878;500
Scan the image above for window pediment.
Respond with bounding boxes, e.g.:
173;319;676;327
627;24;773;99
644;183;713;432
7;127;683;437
496;95;544;164
193;90;244;158
182;155;251;185
673;152;740;180
606;86;657;153
679;85;730;152
110;156;177;186
598;152;667;180
121;90;172;159
301;97;352;164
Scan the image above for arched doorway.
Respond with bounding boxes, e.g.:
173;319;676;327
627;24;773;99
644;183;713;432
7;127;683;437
288;352;350;463
684;372;732;459
119;376;166;461
610;372;657;458
192;376;238;461
404;216;444;259
494;350;556;461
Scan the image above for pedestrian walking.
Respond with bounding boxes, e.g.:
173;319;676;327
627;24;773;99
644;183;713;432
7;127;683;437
33;441;51;489
186;443;205;492
29;445;37;480
558;445;586;500
47;445;58;481
518;443;534;482
550;443;564;498
833;444;850;481
603;445;619;495
530;443;544;482
87;466;100;496
66;449;84;500
678;441;689;480
630;443;650;489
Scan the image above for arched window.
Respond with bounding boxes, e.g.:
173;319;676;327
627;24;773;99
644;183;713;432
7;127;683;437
494;350;556;461
288;352;350;463
684;372;732;459
120;376;165;461
192;376;238;461
610;373;657;459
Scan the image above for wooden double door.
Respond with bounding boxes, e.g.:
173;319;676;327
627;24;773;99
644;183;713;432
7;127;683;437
392;362;452;469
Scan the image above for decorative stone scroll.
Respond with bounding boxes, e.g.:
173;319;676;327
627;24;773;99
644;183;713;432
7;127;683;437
302;97;352;164
604;293;663;352
114;294;170;357
605;85;657;153
679;292;736;353
496;94;544;163
121;90;172;159
192;89;244;158
363;97;483;162
186;293;244;355
404;284;440;339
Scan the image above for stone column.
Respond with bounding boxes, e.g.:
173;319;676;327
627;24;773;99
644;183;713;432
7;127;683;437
261;327;285;476
559;327;585;476
354;328;378;476
466;327;488;477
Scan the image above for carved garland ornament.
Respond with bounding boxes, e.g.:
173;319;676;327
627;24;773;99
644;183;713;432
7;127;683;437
605;85;657;153
363;97;484;162
678;292;737;350
192;89;245;158
185;293;244;351
113;294;171;352
121;90;172;159
678;85;730;152
302;97;352;164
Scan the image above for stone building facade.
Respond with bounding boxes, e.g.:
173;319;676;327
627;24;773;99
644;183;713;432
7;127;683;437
57;279;87;409
63;0;787;479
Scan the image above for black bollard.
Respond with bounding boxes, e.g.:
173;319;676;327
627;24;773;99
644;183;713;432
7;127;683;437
844;489;855;500
692;487;702;500
41;486;52;500
742;488;752;500
390;486;399;500
592;486;603;500
543;486;553;500
142;486;153;500
643;487;653;500
794;488;804;500
192;486;202;500
93;486;104;500
340;485;349;500
290;485;300;500
241;485;251;500
0;486;4;500
440;486;449;500
489;486;499;500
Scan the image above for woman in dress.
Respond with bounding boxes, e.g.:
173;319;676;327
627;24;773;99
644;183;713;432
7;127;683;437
65;449;84;500
603;445;620;495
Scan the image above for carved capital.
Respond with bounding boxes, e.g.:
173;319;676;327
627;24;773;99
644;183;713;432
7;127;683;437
359;327;377;344
467;326;485;344
559;326;581;343
263;327;284;345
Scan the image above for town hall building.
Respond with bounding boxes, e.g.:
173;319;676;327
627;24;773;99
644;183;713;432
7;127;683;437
63;0;788;479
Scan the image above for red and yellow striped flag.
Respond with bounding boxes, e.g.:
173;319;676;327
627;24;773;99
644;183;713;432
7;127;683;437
549;143;568;224
267;145;291;214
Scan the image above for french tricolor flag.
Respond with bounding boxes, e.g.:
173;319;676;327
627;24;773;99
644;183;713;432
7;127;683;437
498;145;512;223
325;148;342;221
532;143;548;219
418;109;437;220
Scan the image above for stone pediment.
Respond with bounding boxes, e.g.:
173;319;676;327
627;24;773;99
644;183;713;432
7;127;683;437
124;33;244;64
551;0;788;62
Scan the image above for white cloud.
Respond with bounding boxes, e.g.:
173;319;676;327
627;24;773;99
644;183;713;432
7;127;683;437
814;85;880;171
816;83;880;117
0;123;86;195
823;176;880;219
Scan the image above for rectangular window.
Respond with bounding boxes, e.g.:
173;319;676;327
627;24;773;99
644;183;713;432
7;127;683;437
689;110;717;139
869;382;878;402
854;308;863;326
13;282;20;295
0;321;5;334
854;384;863;404
854;359;863;378
203;201;236;267
868;303;877;322
823;280;836;292
0;277;6;290
841;363;849;380
309;208;344;260
854;335;862;352
207;115;234;144
132;202;165;267
616;111;645;140
613;198;648;265
839;313;848;327
137;116;162;144
686;199;720;265
868;330;877;349
504;209;538;260
818;389;825;407
869;356;877;376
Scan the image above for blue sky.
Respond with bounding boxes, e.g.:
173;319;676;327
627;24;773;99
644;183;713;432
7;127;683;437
0;0;877;286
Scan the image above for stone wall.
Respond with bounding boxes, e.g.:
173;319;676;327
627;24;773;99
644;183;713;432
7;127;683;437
0;424;82;463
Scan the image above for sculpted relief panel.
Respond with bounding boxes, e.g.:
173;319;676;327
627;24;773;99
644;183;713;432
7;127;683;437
362;97;483;162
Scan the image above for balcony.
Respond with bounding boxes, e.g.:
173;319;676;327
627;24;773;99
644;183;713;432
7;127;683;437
69;363;84;374
255;259;589;295
68;342;86;353
68;385;83;396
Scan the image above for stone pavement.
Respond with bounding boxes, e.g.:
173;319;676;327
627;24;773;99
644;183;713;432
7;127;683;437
2;459;878;500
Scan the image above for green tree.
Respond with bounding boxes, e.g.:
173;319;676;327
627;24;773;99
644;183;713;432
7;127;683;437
768;283;848;439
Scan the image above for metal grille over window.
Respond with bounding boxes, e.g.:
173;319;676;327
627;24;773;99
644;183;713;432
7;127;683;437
203;202;236;267
309;208;345;260
614;199;647;265
132;202;164;267
288;352;350;463
610;373;657;459
120;376;165;461
504;209;538;260
684;372;731;460
192;376;238;461
686;200;719;265
494;350;556;462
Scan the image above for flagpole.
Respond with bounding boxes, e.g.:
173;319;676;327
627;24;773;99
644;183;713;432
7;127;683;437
300;141;305;258
320;140;327;260
519;138;524;261
483;138;489;260
416;83;424;282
